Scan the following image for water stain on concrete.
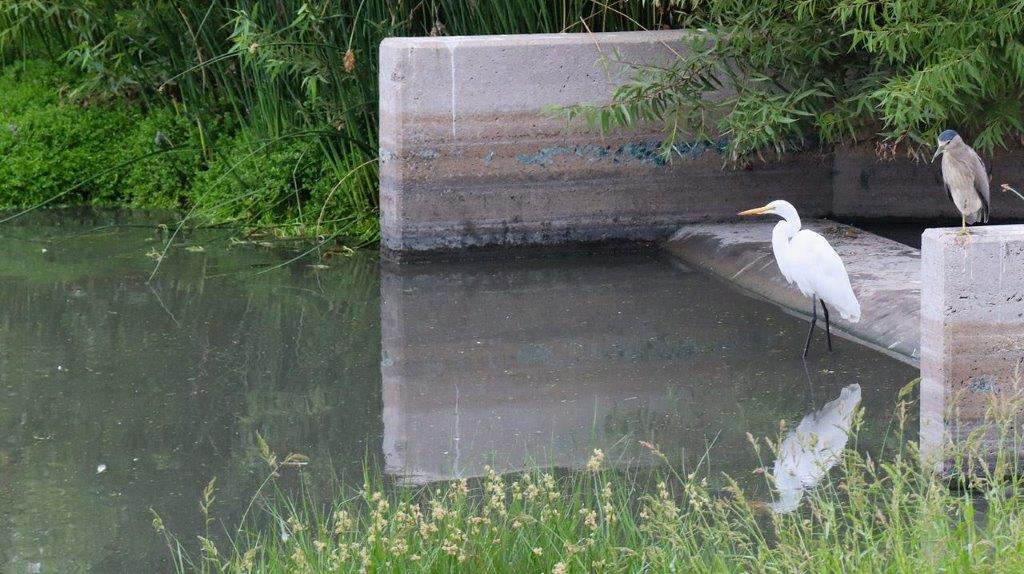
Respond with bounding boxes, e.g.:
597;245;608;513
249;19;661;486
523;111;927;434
413;149;440;160
516;139;727;167
516;145;607;166
968;375;996;393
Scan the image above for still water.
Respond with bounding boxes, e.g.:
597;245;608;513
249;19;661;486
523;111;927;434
0;211;917;572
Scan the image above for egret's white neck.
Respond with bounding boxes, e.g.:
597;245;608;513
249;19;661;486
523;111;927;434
772;222;793;272
772;217;800;256
773;204;801;238
765;202;801;283
771;207;800;275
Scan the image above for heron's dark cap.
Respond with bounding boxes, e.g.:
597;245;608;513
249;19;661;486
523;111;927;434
938;129;958;143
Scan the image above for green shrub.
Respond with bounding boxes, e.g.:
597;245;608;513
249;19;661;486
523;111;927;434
115;110;208;209
190;136;333;232
0;60;203;208
0;1;672;242
564;0;1024;162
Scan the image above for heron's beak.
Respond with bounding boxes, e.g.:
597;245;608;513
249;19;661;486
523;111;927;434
738;205;772;217
931;146;944;163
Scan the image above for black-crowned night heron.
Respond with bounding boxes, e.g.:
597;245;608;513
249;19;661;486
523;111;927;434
932;129;990;233
738;200;861;357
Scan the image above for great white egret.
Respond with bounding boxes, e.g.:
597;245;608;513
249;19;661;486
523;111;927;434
932;129;989;234
738;200;861;357
770;383;861;513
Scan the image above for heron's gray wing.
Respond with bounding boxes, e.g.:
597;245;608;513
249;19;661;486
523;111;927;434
970;149;990;221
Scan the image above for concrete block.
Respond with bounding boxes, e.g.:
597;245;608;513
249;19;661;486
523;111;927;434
833;144;1024;221
663;221;921;365
920;225;1024;473
380;31;833;254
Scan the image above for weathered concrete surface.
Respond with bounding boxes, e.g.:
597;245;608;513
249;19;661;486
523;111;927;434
379;30;1024;255
833;144;1024;221
380;31;833;255
378;27;1024;255
920;226;1024;474
663;221;921;364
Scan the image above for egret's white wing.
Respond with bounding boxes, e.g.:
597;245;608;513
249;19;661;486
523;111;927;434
787;230;861;322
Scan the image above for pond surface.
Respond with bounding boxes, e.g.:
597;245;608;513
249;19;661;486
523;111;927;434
0;211;917;572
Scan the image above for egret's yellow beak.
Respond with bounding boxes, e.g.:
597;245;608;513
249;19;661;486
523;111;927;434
737;205;772;216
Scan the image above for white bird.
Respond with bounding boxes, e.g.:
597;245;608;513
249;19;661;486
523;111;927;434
770;383;861;513
738;200;861;357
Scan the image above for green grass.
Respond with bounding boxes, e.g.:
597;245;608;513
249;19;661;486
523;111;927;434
157;394;1024;573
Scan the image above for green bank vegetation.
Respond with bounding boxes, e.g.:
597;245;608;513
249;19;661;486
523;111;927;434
0;1;676;243
565;0;1024;163
3;2;1023;240
159;391;1024;573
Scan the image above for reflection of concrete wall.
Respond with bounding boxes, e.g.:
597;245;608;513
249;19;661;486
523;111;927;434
380;254;703;483
379;252;917;484
921;226;1024;473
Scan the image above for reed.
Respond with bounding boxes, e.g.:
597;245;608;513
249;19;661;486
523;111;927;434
156;390;1024;573
0;1;678;241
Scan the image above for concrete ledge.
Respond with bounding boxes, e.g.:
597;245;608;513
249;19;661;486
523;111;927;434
920;225;1024;473
379;31;833;254
663;221;921;364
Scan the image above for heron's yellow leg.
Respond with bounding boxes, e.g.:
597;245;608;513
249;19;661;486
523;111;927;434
955;213;974;242
957;213;970;237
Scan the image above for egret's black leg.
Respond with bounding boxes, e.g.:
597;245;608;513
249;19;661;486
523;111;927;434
802;296;818;358
820;300;833;352
801;357;817;405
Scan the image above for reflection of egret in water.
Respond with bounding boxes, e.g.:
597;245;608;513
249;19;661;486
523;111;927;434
771;384;861;513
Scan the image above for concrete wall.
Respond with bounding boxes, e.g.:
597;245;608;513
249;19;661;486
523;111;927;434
379;31;833;255
920;226;1024;474
833;145;1024;221
380;31;1024;255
